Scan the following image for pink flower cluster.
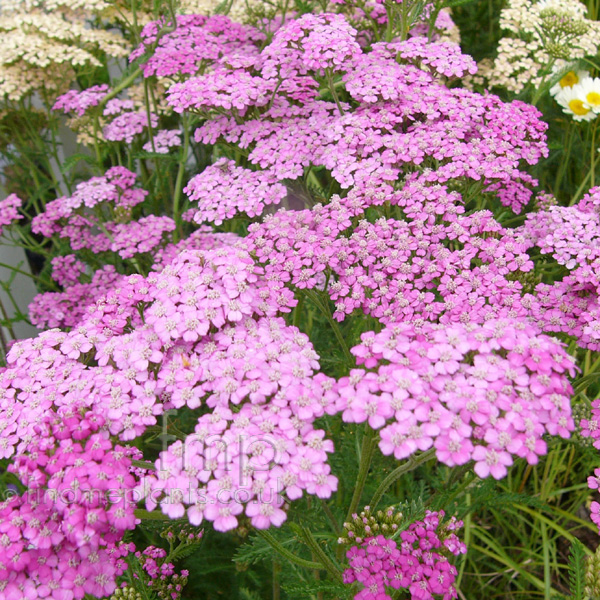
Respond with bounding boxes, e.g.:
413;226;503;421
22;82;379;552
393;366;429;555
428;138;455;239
521;187;600;350
246;182;536;325
52;84;109;116
104;110;159;144
29;265;125;329
51;254;87;287
261;12;362;78
183;158;288;225
0;345;139;598
130;14;264;78
334;319;576;478
110;215;176;259
32;167;146;239
30;168;176;284
344;511;466;600
137;316;337;530
0;193;23;235
385;36;478;79
143;129;182;153
185;12;545;203
134;545;190;599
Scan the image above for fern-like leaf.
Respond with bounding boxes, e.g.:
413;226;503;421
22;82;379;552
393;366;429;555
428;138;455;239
568;540;587;600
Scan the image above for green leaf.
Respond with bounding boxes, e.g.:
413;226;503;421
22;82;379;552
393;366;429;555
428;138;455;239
234;533;278;566
567;539;587;600
132;150;180;161
59;152;97;175
444;0;476;6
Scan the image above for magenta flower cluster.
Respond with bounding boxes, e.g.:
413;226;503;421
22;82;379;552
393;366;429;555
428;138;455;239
130;14;264;78
134;545;190;598
29;168;179;327
0;355;139;598
344;511;466;600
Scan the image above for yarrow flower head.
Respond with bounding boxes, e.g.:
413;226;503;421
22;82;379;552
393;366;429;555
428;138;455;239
343;509;466;600
183;158;288;225
53;84;109;116
143;129;182;153
334;319;576;477
0;193;22;234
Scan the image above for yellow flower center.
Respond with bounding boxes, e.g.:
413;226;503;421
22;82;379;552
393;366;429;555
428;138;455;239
568;99;589;116
560;71;579;88
587;92;600;106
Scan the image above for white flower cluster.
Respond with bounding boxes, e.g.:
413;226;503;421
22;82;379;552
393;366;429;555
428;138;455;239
0;9;129;101
552;70;600;122
478;0;600;94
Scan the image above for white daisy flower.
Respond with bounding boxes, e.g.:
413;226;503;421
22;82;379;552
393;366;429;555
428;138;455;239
577;76;600;112
550;69;590;97
555;84;597;121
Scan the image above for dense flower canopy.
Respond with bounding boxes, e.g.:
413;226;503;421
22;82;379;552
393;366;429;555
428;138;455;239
1;3;600;599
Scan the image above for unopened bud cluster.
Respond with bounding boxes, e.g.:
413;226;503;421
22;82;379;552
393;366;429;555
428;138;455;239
539;8;590;38
133;533;201;600
338;505;403;545
160;524;205;545
585;545;600;599
110;586;142;600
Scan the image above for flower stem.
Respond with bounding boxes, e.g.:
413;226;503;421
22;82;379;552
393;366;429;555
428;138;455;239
303;289;354;366
256;529;324;571
326;69;344;116
134;509;172;520
369;448;436;509
591;118;598;189
98;68;143;111
172;113;190;241
345;426;377;523
298;526;343;583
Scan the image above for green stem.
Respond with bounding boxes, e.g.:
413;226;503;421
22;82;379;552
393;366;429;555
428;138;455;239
131;459;156;470
570;167;593;205
591;119;598;189
92;116;103;167
369;448;436;509
256;529;324;571
172;113;191;242
298;526;343;583
1;282;31;327
554;122;573;196
0;260;57;289
585;352;600;376
303;289;354;366
320;499;342;536
0;294;16;340
293;293;304;328
385;4;394;42
0;313;8;359
345;427;377;523
326;69;344;116
134;509;172;520
98;68;143;111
